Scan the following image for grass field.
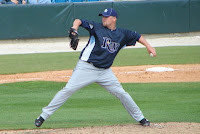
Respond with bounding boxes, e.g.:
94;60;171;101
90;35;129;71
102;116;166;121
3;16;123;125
0;81;199;130
0;46;200;74
0;46;200;130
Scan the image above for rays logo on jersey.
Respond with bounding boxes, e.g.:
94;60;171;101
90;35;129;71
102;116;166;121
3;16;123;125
102;37;120;53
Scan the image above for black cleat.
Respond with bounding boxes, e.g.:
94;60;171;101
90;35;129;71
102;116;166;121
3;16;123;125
140;118;150;126
35;116;45;127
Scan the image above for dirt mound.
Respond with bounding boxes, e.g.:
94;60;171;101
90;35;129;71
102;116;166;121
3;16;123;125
0;64;200;84
1;122;200;134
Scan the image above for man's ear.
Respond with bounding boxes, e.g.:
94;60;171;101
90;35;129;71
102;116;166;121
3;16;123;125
113;17;117;22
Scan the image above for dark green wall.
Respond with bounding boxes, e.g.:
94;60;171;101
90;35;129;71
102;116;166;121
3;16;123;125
190;0;200;31
0;0;199;40
114;0;190;34
0;3;74;39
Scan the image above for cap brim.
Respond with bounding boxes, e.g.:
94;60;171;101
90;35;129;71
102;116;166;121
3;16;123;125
98;13;110;17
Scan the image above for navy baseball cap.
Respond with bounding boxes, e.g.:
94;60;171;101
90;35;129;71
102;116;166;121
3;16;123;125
99;8;118;18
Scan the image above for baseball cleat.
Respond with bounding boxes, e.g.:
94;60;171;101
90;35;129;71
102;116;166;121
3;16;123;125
139;118;150;126
35;116;45;127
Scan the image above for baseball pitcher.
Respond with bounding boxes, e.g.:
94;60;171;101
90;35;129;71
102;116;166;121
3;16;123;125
35;8;156;127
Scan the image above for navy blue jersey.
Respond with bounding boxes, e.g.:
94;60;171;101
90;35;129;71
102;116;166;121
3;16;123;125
79;19;141;69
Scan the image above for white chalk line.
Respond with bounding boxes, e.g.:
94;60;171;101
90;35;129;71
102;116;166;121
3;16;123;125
115;68;199;74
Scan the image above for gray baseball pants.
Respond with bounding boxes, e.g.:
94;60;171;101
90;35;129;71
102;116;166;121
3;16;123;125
40;60;144;122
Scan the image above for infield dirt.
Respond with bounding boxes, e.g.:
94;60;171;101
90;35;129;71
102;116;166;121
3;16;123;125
0;64;200;84
1;122;200;134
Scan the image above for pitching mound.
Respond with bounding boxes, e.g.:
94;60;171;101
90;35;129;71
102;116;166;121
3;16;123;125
0;64;200;84
1;122;200;134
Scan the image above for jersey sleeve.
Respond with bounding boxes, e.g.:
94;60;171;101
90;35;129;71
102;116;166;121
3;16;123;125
125;30;141;46
80;19;95;34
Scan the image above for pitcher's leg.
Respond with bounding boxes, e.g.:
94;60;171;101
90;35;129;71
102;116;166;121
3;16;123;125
40;61;98;120
41;83;79;120
97;69;144;122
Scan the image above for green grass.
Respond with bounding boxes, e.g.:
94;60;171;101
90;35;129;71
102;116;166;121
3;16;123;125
114;46;200;66
0;52;80;74
0;46;200;74
0;81;199;130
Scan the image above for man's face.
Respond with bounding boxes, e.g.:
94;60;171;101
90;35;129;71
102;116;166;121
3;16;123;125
102;16;116;27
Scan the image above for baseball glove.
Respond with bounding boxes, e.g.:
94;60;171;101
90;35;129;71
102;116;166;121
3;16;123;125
69;27;79;50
